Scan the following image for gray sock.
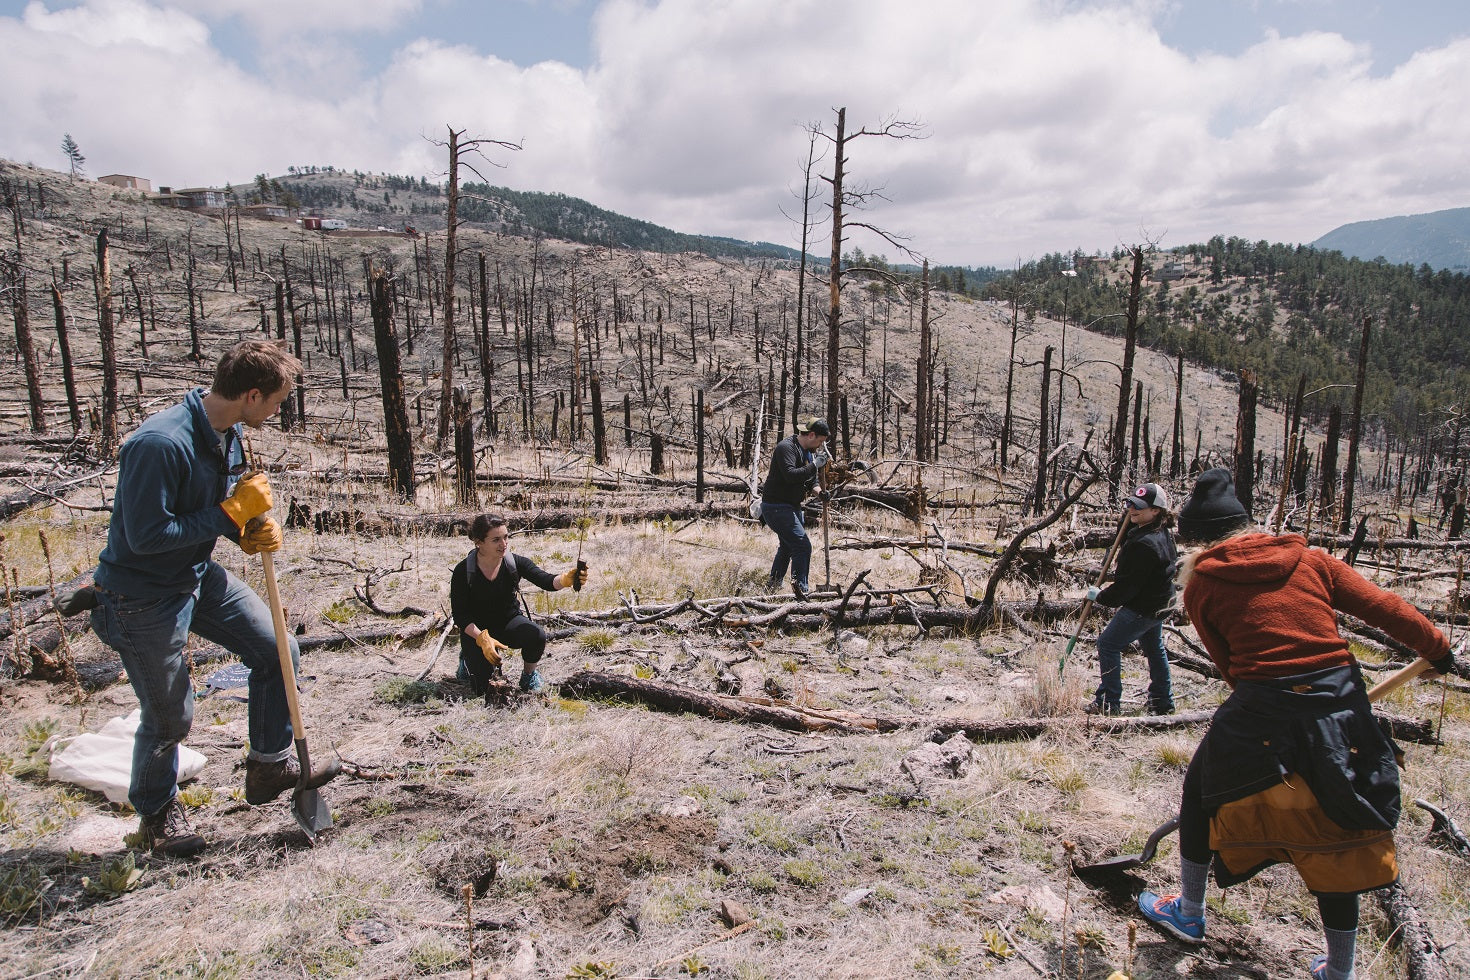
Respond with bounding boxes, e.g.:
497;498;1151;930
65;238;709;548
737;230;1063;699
1177;856;1209;919
1323;927;1356;980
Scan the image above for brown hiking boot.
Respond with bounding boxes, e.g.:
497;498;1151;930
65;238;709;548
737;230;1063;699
245;755;299;805
138;798;206;857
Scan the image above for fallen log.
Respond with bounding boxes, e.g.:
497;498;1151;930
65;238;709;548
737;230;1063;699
555;669;1441;745
1414;799;1470;861
31;614;449;691
1377;881;1452;980
0;466;113;521
288;501;744;536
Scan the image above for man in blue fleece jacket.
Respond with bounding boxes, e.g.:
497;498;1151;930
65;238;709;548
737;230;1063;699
91;340;304;856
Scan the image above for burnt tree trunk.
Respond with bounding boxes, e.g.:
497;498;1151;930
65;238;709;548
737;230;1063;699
95;229;119;456
825;107;846;427
453;384;476;508
6;269;45;433
370;270;416;503
915;260;931;462
1234;370;1258;515
49;284;82;432
1108;246;1145;493
590;371;607;465
1032;346;1053;517
1321;404;1342;511
1170;351;1184;479
1340;316;1371;534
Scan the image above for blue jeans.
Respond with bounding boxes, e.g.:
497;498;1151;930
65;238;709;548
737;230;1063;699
91;561;296;816
762;502;811;590
1095;606;1173;711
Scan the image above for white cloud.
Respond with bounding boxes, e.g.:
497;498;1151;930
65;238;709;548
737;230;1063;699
3;0;1469;264
170;0;424;35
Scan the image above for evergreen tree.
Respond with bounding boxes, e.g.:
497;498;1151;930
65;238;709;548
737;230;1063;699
61;133;85;177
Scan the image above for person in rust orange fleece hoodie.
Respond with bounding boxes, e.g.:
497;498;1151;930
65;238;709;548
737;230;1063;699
1137;468;1456;980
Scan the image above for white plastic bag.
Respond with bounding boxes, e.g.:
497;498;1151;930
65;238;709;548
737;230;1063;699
47;710;207;804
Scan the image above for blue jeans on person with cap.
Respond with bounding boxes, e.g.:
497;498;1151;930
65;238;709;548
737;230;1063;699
91;560;296;818
762;502;811;592
1095;605;1173;712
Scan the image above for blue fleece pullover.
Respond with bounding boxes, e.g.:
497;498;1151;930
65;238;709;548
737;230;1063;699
94;387;243;597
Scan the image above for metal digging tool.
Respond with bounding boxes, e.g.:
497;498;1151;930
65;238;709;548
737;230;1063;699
259;545;337;841
1074;655;1449;876
1058;508;1131;676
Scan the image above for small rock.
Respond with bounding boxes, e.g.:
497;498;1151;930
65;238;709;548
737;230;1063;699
840;887;875;907
989;883;1066;923
507;937;536;977
343;918;395;945
720;899;753;927
660;795;702;818
901;732;975;785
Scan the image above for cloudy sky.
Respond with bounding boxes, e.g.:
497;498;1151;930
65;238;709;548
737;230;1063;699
2;0;1467;267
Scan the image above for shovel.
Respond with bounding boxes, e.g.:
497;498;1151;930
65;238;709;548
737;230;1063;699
1059;508;1131;676
259;545;339;841
1074;656;1447;876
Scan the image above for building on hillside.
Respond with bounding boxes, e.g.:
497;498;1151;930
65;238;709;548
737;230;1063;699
148;190;189;208
240;203;293;220
98;174;151;192
299;216;323;231
173;187;229;210
1153;261;1187;281
321;218;349;230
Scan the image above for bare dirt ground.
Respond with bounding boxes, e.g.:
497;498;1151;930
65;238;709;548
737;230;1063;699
0;159;1466;979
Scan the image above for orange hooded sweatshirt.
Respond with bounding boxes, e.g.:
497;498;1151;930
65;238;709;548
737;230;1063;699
1183;533;1447;686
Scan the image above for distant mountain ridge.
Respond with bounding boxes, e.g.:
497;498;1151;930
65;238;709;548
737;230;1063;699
1312;206;1470;271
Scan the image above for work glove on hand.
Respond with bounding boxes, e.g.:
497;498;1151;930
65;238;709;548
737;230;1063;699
1427;649;1458;676
475;631;507;669
818;489;832;502
555;562;589;591
220;473;273;530
811;448;830;470
1085;586;1100;602
240;516;283;555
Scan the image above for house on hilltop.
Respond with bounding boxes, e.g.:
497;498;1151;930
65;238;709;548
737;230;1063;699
171;187;228;210
98;174;151;192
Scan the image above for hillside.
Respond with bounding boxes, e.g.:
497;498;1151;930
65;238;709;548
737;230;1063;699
993;241;1470;461
1;157;1467;980
1313;206;1470;272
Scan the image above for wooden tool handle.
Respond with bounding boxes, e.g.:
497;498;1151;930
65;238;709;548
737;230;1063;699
260;549;306;736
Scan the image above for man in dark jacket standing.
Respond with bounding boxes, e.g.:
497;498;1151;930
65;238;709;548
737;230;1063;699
760;418;830;599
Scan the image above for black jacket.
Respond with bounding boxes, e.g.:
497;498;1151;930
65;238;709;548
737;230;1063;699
761;435;820;506
450;550;558;632
1097;519;1177;619
1195;663;1400;832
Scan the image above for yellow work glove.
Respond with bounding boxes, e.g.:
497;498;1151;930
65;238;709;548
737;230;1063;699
475;631;507;669
220;473;273;530
240;516;283;555
555;561;589;592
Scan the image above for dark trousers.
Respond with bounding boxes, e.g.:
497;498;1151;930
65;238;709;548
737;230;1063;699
762;502;811;589
459;614;545;693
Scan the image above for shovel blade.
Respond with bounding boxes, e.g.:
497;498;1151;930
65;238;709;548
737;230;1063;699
292;786;333;842
1074;815;1180;876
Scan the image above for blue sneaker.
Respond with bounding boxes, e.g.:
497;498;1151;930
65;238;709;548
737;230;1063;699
1138;891;1205;944
1309;954;1328;978
518;670;545;694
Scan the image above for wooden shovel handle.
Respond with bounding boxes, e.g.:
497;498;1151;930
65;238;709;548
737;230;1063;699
259;548;306;736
